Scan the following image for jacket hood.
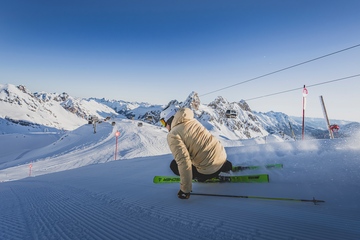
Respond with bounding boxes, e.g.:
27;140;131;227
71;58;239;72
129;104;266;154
171;108;194;128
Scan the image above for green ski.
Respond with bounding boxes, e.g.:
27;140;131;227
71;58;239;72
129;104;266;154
153;174;269;184
232;163;283;172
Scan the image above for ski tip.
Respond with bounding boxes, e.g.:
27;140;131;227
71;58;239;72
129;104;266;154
153;176;158;183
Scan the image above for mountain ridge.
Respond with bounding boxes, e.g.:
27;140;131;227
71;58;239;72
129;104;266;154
1;83;358;139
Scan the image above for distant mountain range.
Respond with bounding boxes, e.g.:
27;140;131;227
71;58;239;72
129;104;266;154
1;84;358;139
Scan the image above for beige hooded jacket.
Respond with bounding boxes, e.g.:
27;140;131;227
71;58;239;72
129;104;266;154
167;108;227;193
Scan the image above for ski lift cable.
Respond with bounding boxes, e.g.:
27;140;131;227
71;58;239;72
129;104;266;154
199;43;360;97
244;74;360;101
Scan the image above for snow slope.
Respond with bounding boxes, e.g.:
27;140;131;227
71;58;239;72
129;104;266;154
0;119;360;239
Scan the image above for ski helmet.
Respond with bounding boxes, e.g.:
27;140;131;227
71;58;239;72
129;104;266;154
160;104;179;126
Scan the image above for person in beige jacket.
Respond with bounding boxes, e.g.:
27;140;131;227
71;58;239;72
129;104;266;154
160;104;232;199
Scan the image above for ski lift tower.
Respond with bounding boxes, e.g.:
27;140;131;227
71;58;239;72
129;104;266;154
91;115;99;134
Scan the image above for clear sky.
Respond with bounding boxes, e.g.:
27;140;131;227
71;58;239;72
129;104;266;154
1;0;360;122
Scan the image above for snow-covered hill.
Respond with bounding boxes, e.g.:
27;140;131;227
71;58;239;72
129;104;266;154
0;119;170;179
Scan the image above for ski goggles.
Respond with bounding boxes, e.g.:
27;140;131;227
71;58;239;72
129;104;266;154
160;118;166;127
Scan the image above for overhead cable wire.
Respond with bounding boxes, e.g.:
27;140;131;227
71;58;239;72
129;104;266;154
245;74;360;101
200;43;360;97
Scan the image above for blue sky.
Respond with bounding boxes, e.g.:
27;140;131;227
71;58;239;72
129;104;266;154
1;0;360;121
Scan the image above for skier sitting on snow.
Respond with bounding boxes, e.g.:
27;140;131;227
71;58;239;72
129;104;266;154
160;104;232;200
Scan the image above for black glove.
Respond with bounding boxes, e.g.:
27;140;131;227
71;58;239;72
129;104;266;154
177;190;190;199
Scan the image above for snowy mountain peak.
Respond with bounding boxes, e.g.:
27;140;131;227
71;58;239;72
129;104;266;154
200;96;266;139
181;91;201;110
0;84;38;105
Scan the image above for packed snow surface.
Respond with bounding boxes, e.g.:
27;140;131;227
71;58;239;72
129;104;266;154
0;119;359;240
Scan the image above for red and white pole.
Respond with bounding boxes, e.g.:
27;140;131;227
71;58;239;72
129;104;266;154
114;131;120;160
302;85;308;140
29;163;32;177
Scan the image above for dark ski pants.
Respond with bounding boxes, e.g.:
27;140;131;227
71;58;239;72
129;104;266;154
170;159;233;182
